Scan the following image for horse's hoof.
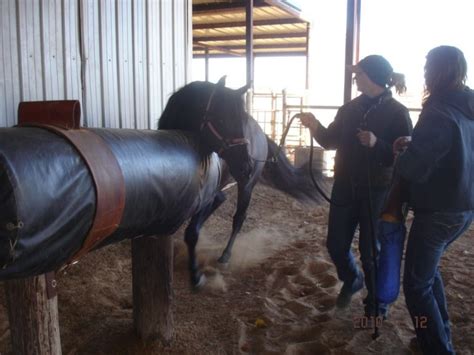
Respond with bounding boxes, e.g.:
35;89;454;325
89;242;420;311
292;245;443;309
217;254;230;264
192;274;207;291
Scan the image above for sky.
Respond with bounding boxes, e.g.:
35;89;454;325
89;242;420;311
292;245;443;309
356;0;474;108
192;0;474;129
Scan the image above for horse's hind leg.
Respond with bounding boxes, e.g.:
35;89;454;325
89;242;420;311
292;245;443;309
218;183;253;264
185;191;226;289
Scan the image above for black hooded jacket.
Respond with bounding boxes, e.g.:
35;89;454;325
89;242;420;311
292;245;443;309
397;87;474;212
314;90;412;188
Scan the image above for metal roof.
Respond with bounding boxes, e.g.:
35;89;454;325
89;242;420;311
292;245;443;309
193;0;310;58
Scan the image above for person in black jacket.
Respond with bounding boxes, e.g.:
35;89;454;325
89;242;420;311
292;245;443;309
394;45;474;355
296;55;413;318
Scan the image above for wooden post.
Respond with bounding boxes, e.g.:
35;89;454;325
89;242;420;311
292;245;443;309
282;89;288;140
271;93;276;141
4;272;61;355
132;235;174;344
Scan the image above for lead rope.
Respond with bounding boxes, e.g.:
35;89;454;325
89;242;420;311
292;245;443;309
365;143;381;339
255;113;342;206
360;101;383;339
308;136;343;206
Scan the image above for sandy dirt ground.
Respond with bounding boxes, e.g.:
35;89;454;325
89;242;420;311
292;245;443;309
1;183;473;354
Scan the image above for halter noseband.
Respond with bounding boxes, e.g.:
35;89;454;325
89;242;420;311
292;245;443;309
200;85;249;156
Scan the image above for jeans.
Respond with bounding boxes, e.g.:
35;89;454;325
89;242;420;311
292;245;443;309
326;180;388;314
403;210;473;355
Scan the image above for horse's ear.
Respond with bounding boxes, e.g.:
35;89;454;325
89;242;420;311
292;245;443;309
217;75;227;87
235;82;251;96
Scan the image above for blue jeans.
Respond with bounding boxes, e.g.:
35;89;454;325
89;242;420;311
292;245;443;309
403;210;473;355
327;180;388;314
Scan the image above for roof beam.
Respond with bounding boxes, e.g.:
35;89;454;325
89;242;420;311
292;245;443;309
194;43;306;51
194;32;307;42
193;18;305;30
193;42;243;57
262;0;303;19
193;51;306;59
192;0;267;15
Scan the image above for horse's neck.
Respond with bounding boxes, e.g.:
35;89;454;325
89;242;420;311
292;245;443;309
245;116;265;145
195;140;216;159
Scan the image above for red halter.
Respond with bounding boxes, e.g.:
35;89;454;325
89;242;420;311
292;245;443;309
200;86;249;156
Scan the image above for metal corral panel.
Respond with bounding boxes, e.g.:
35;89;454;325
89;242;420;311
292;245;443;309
0;0;192;129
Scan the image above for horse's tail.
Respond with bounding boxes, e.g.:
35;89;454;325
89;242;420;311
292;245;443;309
260;136;329;204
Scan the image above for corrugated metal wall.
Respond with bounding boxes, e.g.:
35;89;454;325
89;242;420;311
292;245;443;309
0;0;192;129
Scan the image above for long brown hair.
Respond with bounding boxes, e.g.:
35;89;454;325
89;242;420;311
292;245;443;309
423;46;467;104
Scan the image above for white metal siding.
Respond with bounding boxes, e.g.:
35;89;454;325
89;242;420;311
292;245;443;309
0;0;191;129
63;0;82;101
18;0;44;101
42;0;65;100
117;0;135;129
148;0;163;129
0;0;21;127
160;0;174;112
133;0;148;129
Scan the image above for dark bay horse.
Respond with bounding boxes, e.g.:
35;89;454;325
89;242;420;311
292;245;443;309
159;77;326;278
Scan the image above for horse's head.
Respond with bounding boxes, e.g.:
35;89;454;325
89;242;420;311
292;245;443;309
199;77;252;181
159;77;253;180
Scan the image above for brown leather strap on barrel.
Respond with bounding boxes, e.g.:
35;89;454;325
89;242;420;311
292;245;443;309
18;101;125;264
24;124;126;263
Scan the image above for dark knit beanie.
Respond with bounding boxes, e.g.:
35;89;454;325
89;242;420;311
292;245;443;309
357;55;393;87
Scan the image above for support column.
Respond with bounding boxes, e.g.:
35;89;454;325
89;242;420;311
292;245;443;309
132;235;174;344
305;22;310;90
4;272;61;355
245;0;254;88
245;0;254;113
343;0;361;103
204;48;209;81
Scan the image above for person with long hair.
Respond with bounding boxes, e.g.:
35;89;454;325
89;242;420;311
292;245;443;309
394;45;474;354
296;55;412;319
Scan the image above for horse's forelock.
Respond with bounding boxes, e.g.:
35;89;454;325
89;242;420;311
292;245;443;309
158;81;216;131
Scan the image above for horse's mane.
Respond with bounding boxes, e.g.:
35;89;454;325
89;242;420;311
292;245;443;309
158;81;214;131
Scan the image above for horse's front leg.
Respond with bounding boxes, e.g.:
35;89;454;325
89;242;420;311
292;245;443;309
218;182;253;264
185;192;226;289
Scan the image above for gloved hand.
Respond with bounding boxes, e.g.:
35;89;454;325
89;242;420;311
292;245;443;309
357;129;378;148
392;136;412;155
295;112;319;133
